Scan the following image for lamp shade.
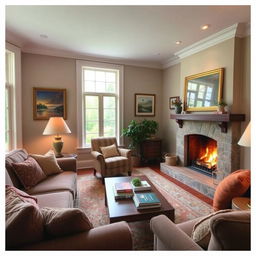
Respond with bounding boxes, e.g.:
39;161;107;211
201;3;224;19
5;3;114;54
43;117;71;135
238;122;251;147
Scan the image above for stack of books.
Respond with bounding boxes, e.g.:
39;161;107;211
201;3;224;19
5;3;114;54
113;182;134;200
133;192;161;210
131;180;151;192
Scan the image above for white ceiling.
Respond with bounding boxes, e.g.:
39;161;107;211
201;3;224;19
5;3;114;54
6;5;250;68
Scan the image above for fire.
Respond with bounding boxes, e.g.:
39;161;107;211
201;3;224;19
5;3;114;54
198;146;217;168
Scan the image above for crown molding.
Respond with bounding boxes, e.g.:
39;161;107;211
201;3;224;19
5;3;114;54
175;23;239;60
162;55;180;69
162;23;250;69
21;47;162;69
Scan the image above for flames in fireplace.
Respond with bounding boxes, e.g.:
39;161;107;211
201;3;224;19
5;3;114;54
186;134;218;175
196;146;217;169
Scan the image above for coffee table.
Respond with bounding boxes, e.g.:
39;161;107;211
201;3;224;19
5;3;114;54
104;175;175;223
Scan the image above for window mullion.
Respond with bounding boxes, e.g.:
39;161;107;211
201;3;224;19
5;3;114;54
99;95;104;137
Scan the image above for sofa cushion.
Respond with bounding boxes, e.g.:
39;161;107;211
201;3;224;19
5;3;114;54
36;191;74;208
6;185;38;208
105;156;129;169
191;209;233;249
26;171;77;198
12;156;47;190
213;169;250;211
100;144;120;158
6;186;44;249
41;207;93;238
208;210;251;250
30;150;62;176
5;149;29;188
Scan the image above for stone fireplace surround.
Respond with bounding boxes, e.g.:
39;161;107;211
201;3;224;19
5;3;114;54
160;120;242;198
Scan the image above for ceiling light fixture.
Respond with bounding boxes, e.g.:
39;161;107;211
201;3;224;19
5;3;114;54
201;24;210;30
176;41;182;45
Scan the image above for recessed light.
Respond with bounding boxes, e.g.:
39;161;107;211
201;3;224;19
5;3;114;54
40;34;48;39
176;41;182;45
201;24;210;30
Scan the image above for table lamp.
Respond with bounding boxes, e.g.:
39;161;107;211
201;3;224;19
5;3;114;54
238;122;251;147
43;117;71;157
238;121;251;208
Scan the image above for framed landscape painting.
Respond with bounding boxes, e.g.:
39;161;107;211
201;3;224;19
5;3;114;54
33;87;67;120
135;93;155;116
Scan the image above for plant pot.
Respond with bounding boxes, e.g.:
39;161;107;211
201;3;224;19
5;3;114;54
131;156;141;167
175;106;182;114
217;106;226;114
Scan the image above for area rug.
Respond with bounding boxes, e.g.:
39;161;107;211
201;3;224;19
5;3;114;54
77;167;213;250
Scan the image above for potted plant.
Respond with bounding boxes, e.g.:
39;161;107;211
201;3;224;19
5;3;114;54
218;100;227;113
173;98;183;114
122;119;158;166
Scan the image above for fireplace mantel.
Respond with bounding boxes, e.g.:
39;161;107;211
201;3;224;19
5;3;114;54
170;113;245;133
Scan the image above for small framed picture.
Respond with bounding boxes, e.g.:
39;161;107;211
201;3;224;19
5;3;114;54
169;96;180;109
33;87;67;120
135;94;155;116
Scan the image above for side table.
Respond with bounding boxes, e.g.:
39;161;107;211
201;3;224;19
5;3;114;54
232;197;250;210
140;138;162;163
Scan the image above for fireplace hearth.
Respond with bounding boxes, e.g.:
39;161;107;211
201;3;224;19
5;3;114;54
185;134;217;176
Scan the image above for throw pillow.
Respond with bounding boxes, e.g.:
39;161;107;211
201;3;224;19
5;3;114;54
6;186;44;249
12;156;47;190
30;150;62;176
6;185;38;208
191;209;233;249
41;207;93;237
100;144;120;158
213;169;250;211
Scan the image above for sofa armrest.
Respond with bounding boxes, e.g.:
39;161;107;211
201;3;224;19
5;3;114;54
118;148;132;158
20;221;132;250
57;157;77;172
150;215;202;250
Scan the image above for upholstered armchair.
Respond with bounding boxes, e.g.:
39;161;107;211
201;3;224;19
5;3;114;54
150;211;251;250
91;137;132;183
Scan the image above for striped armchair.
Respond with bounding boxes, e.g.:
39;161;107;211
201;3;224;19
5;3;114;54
91;137;132;183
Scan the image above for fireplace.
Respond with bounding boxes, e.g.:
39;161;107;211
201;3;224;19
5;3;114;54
185;134;217;176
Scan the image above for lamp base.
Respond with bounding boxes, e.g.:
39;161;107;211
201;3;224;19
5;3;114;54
53;136;64;158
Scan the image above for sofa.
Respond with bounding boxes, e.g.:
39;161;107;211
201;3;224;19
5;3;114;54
5;149;77;208
150;211;251;250
5;149;132;250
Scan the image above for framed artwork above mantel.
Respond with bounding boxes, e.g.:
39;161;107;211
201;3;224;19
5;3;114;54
33;87;67;120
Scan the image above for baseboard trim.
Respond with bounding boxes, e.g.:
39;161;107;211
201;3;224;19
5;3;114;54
77;159;94;169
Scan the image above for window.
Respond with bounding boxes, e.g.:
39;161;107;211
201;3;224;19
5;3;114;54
5;43;22;151
76;61;123;147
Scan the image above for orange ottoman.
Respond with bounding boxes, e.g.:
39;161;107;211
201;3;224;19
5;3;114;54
213;169;250;211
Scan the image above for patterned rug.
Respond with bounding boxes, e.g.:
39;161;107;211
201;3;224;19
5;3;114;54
77;167;213;250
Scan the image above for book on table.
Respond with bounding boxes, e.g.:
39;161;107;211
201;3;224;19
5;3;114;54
113;186;134;200
131;180;151;192
133;192;161;209
115;182;133;193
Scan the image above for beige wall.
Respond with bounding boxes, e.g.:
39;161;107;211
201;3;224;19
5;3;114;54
162;63;180;154
123;65;163;138
21;53;163;155
22;53;77;154
162;37;250;169
239;36;251;168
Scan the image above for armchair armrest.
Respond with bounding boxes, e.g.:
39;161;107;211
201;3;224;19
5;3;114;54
150;215;202;250
91;151;104;161
118;148;132;158
57;157;77;172
21;221;132;250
